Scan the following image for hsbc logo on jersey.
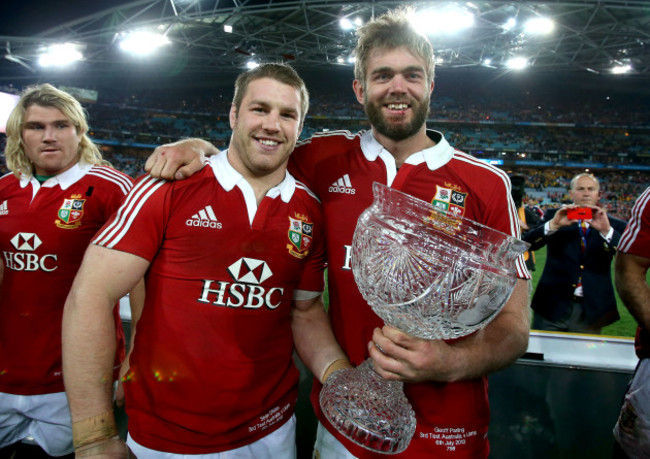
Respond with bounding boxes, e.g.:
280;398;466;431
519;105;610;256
197;257;284;309
11;232;42;251
3;232;58;272
228;258;273;284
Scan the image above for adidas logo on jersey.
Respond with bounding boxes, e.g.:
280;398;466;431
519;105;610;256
0;200;7;216
186;205;222;229
329;174;356;194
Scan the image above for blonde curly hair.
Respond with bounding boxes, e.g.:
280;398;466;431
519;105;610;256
4;83;108;177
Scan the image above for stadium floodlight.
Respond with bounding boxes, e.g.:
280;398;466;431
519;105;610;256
506;56;529;70
118;31;171;56
339;18;355;31
340;17;363;31
410;6;475;35
524;17;554;35
246;61;259;69
611;64;632;74
224;25;233;33
38;43;83;68
503;18;516;31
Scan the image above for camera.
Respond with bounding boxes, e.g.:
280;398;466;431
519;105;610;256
566;207;592;220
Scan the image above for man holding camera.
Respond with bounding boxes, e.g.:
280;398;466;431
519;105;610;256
524;173;627;334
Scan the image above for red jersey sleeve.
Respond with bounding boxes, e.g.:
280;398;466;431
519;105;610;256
92;175;170;260
294;188;327;293
618;187;650;258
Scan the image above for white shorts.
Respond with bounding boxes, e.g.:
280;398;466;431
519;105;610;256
127;414;296;458
0;391;73;456
614;358;650;458
313;422;357;459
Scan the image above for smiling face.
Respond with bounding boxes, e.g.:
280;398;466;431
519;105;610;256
228;77;303;181
354;46;433;143
21;104;82;176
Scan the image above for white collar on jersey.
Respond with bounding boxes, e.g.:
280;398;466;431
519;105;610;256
359;129;455;171
19;162;92;190
207;149;296;203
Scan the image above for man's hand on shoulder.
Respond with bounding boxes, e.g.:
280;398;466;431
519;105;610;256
145;138;218;180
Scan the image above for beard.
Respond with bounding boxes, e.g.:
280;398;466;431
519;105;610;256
365;94;430;141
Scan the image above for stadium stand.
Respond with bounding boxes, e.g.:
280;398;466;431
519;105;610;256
1;80;648;220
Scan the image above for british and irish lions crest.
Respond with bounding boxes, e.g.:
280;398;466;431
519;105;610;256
56;195;86;229
287;214;313;259
319;182;529;454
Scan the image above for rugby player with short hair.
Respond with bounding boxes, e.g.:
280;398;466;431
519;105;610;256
62;63;349;458
145;8;531;458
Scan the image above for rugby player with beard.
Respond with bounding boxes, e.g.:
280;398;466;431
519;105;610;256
144;8;530;458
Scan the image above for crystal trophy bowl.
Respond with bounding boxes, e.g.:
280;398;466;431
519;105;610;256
320;182;529;454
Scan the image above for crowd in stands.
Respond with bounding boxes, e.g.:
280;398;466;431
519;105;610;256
1;80;648;221
513;167;646;220
77;83;650;168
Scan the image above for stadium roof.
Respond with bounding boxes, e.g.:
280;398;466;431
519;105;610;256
1;0;649;87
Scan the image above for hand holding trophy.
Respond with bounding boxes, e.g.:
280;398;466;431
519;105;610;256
320;182;529;454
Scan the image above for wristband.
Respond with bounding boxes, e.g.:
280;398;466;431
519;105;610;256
321;358;353;383
75;436;121;457
72;409;118;450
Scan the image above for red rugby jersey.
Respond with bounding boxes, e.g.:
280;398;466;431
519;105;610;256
93;151;326;454
289;129;529;459
0;163;130;395
618;186;650;359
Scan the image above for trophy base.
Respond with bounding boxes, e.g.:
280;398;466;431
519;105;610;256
319;359;416;455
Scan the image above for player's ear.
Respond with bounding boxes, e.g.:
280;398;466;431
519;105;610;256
352;80;365;105
229;103;237;129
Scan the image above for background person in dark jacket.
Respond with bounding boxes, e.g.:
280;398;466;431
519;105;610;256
524;172;627;334
511;175;542;271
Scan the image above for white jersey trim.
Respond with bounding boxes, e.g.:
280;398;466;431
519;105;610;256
15;162;131;195
207;150;298;204
295;181;321;203
452;152;529;278
298;130;361;147
86;166;133;195
355;128;529;278
93;175;165;248
619;187;650;254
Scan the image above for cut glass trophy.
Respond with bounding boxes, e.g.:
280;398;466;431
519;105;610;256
320;182;530;454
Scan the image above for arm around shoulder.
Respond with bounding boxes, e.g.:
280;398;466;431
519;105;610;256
145;138;219;180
